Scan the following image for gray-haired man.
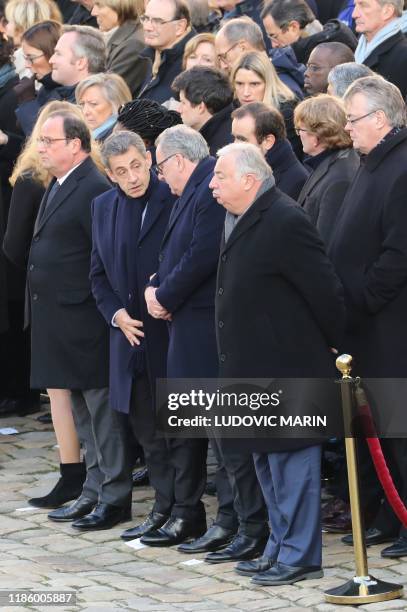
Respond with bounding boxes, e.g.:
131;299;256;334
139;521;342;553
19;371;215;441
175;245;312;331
89;131;178;540
210;142;345;584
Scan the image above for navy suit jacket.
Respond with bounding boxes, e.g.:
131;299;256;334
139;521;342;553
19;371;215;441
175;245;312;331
90;172;176;412
152;157;225;377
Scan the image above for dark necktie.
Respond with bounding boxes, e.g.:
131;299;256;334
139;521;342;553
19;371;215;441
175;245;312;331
44;180;60;213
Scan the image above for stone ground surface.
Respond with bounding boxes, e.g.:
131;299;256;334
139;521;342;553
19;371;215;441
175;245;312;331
0;410;406;612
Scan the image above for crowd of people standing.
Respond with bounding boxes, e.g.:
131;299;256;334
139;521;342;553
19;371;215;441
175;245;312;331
1;0;407;589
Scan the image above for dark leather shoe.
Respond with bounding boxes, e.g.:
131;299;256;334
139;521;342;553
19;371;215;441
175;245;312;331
323;511;352;533
205;533;268;564
251;562;323;586
121;512;168;540
342;527;398;547
72;502;131;531
178;524;236;553
322;498;350;521
381;536;407;558
235;555;275;576
37;412;52;424
48;496;96;522
140;516;207;547
132;466;149;487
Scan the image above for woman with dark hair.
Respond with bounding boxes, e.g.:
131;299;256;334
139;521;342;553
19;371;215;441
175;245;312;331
294;94;359;244
14;20;73;135
91;0;150;97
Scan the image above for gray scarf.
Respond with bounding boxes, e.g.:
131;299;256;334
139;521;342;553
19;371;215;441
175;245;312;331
224;176;275;242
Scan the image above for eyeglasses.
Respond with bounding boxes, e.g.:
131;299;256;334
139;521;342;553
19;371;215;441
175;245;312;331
140;14;179;27
217;41;240;63
346;110;378;125
305;63;325;73
23;52;44;64
294;127;311;136
153;153;177;176
267;23;289;41
36;137;71;147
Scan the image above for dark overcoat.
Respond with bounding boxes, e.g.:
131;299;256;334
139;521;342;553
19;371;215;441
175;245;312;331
297;148;359;245
265;138;309;200
90;173;176;413
27;157;111;389
106;21;150;98
216;186;345;452
200;103;233;156
153;157;225;378
363;32;407;99
329;128;407;377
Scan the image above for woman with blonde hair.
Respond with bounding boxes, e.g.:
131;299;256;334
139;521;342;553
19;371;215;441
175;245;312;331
4;100;103;509
182;32;218;70
5;0;62;78
231;50;302;157
76;72;132;141
91;0;149;96
294;94;359;244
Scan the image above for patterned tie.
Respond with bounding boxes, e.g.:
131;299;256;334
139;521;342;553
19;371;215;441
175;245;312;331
43;180;60;213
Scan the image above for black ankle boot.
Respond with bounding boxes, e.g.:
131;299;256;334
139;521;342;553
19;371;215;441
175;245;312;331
28;462;86;509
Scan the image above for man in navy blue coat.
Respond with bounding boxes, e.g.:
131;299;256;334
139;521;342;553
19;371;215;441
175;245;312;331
142;125;226;547
90;130;178;541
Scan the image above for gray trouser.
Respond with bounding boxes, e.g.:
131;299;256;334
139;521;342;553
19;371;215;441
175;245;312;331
71;387;132;506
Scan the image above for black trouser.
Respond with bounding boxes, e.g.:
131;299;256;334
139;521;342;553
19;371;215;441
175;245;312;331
212;437;268;537
129;373;207;521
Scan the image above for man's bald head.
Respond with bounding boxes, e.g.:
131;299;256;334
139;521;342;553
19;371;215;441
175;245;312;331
304;42;355;96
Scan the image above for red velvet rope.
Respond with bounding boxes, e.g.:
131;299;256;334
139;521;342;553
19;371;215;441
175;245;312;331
354;384;407;528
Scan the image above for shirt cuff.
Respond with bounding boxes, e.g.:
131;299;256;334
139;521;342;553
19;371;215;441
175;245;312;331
112;308;125;327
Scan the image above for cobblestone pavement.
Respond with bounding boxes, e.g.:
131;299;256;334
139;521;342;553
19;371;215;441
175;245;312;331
0;411;406;612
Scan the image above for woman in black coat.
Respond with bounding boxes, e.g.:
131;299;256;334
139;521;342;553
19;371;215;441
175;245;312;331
294;94;359;245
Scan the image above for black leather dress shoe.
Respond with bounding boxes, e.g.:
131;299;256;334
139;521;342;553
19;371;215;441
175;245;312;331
342;527;398;547
121;512;168;540
72;502;131;531
140;516;207;547
381;536;407;558
251;562;323;585
48;496;96;522
132;466;149;487
178;524;236;553
235;555;275;576
205;534;268;564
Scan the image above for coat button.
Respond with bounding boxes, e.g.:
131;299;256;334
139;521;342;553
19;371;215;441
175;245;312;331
218;320;224;328
33;236;39;242
32;293;38;301
220;354;226;362
29;264;34;271
221;254;227;262
218;287;224;295
128;293;132;300
158;253;164;262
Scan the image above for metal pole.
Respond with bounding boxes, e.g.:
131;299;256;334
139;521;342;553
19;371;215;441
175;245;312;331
325;354;403;605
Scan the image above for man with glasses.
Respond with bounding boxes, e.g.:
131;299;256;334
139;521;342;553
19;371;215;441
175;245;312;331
329;76;407;558
138;0;196;106
27;110;133;531
141;125;225;548
262;0;356;64
304;42;354;96
90;130;178;542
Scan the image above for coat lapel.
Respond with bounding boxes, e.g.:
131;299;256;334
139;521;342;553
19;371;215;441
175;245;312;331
138;192;165;244
34;177;78;235
220;190;272;255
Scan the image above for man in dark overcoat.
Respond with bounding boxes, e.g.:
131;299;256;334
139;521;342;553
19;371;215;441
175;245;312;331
210;142;345;585
330;76;407;558
90;130;178;541
142;125;227;547
27;110;132;530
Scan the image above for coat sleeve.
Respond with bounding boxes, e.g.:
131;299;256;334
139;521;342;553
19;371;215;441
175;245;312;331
107;41;150;98
89;198;124;325
315;179;352;245
155;189;224;313
363;183;407;314
3;176;44;269
278;207;346;349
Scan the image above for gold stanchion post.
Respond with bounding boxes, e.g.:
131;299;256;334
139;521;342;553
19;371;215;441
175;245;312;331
325;354;404;605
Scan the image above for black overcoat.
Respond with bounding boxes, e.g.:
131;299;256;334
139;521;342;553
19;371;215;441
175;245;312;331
27;157;111;389
216;186;345;452
363;32;407;99
329;129;407;377
297;148;359;245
